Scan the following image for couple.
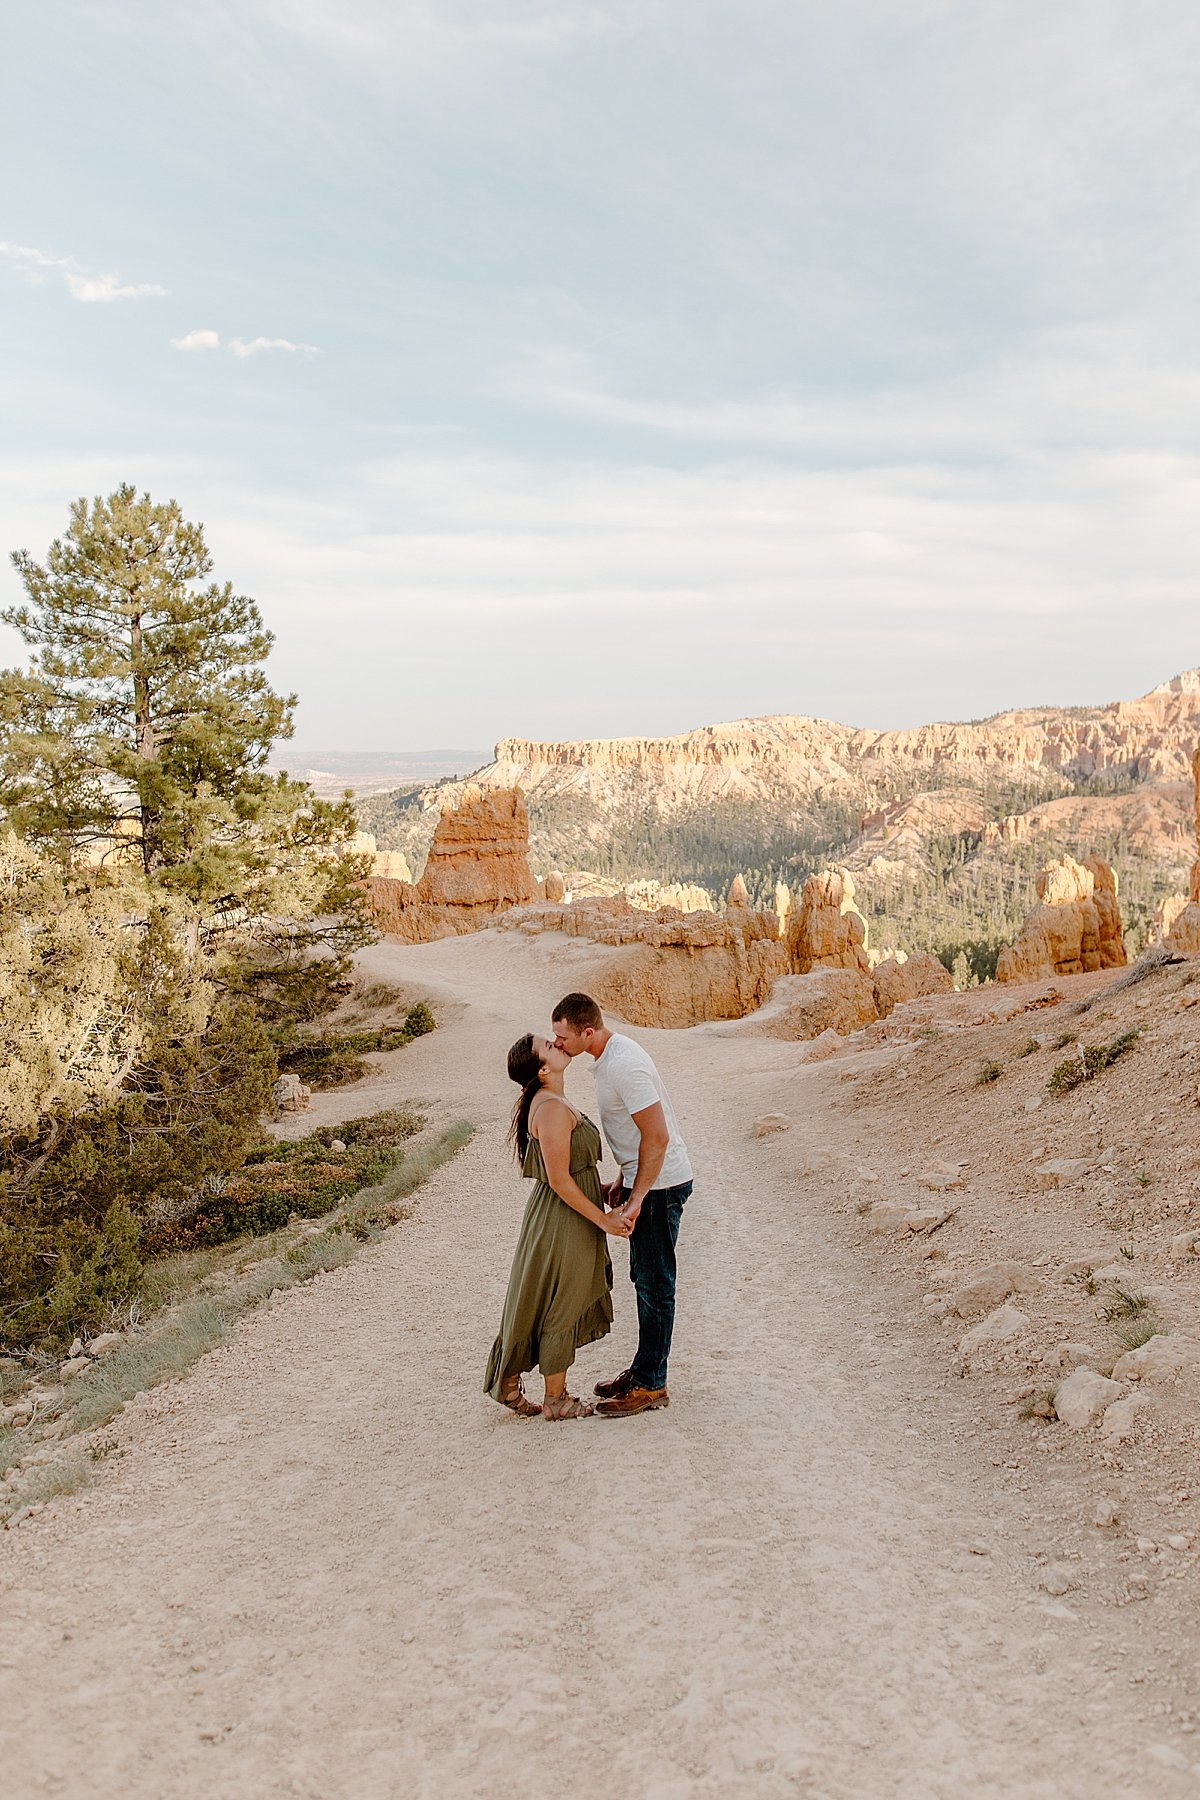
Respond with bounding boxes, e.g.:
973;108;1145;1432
484;992;693;1421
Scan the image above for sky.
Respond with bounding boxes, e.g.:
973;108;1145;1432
2;0;1199;753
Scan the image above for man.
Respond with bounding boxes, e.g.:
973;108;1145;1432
551;992;693;1417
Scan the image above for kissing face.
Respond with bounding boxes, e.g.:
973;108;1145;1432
533;1034;571;1073
551;1018;592;1059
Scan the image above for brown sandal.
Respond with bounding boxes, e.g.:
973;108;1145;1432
497;1379;542;1418
542;1393;594;1421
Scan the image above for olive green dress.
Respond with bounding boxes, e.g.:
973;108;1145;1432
484;1104;614;1397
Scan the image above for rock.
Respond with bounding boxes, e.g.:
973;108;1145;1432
726;873;751;909
371;849;413;882
1146;1744;1190;1775
58;1357;92;1381
952;1261;1038;1318
919;1160;967;1193
1100;1394;1152;1442
794;1027;847;1062
1092;1500;1121;1528
864;1201;914;1235
367;785;537;944
1037;1564;1078;1596
329;1138;347;1154
68;1337;84;1359
1034;1158;1093;1190
543;869;566;903
1167;1533;1192;1552
1043;1341;1100;1372
905;1208;952;1233
1024;1095;1044;1113
997;855;1127;982
1111;1334;1198;1383
749;967;879;1041
1054;1368;1125;1427
86;1332;121;1360
272;1072;311;1115
959;1302;1030;1356
871;952;954;1016
752;1114;792;1137
786;868;872;975
1169;1230;1200;1259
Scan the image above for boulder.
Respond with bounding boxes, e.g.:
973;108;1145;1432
1034;1158;1093;1190
750;968;880;1040
959;1302;1030;1356
1100;1393;1152;1442
996;855;1127;982
1054;1368;1124;1427
1111;1334;1198;1383
871;952;954;1016
951;1261;1038;1318
543;870;566;904
272;1072;311;1115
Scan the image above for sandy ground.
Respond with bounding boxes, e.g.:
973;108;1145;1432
3;928;1200;1799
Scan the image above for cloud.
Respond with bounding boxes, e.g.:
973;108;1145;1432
170;328;222;351
229;336;319;358
65;270;167;303
0;239;165;302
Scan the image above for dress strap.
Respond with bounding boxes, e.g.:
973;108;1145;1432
530;1092;580;1134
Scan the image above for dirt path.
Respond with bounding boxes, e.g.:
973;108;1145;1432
3;930;1197;1799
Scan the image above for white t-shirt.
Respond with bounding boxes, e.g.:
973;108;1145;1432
592;1033;693;1189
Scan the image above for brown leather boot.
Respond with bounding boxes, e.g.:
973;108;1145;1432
595;1385;669;1417
593;1366;636;1399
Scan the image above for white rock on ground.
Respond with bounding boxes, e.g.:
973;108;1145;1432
1111;1335;1198;1383
958;1303;1030;1357
1034;1158;1093;1190
1100;1394;1152;1443
1042;1342;1099;1372
1054;1368;1125;1428
951;1262;1037;1318
752;1113;793;1136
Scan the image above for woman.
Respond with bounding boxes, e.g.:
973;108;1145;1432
485;1034;631;1420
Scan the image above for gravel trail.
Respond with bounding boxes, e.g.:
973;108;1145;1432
1;929;1194;1800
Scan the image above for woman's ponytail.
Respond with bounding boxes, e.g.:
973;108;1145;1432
506;1034;545;1163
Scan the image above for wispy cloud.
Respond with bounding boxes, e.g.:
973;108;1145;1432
170;328;222;351
229;335;319;358
0;239;165;302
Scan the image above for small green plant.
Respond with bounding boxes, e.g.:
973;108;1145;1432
1101;1287;1151;1322
1052;1030;1078;1049
913;1025;943;1043
1120;1245;1135;1260
1136;1170;1153;1189
1019;1037;1041;1057
977;1059;1004;1085
1113;1315;1160;1353
1047;1028;1140;1094
1018;1389;1058;1421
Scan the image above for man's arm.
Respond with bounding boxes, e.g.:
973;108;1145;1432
621;1101;669;1224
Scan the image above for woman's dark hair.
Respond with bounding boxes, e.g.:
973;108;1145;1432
506;1033;545;1163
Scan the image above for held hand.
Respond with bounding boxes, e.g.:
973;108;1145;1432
603;1212;633;1238
620;1199;643;1230
603;1178;625;1209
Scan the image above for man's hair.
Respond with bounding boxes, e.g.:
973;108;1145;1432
552;991;603;1032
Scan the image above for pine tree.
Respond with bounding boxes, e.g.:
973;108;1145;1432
1;486;375;997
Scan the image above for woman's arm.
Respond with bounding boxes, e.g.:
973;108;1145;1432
533;1104;631;1237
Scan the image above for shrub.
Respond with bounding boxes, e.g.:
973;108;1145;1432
142;1107;427;1255
1048;1029;1139;1095
977;1059;1004;1084
276;1003;437;1089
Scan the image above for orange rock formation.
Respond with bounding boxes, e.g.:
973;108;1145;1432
996;855;1127;983
1167;747;1200;955
367;787;535;944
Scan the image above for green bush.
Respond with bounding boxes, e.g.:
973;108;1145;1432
277;1003;437;1090
143;1107;427;1255
1048;1029;1140;1095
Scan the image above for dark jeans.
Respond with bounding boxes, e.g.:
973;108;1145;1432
623;1181;692;1392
